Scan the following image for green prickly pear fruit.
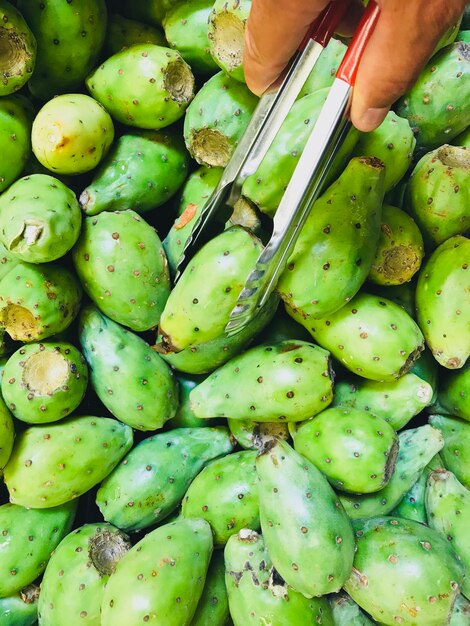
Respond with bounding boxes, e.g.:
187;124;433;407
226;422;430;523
80;129;189;216
338;424;444;519
429;414;470;489
456;29;470;43
32;94;114;176
257;439;355;597
164;0;219;74
292;406;399;494
224;529;334;626
450;593;470;626
0;500;77;597
160;291;279;374
190;340;333;422
0;174;82;263
0;584;39;626
169;373;209;428
0;262;82;342
207;0;251;82
0;94;34;194
437;365;470;421
101;518;213;626
452;124;470;146
352;112;416;192
329;591;376;626
257;305;311;344
344;516;465;626
1;342;88;424
0;1;36;95
157;226;263;353
191;552;229;626
410;346;440;394
96;427;234;531
183;72;257;167
227;418;289;450
396;42;470;153
182;450;259;546
298;37;348;98
17;0;107;101
278;156;385;320
426;469;470;598
371;279;417;318
72;210;170;332
114;0;178;28
38;523;131;626
368;204;424;286
332;371;434;431
405;145;470;246
79;306;177;431
298;292;424;382
163;166;223;275
86;44;195;129
416;235;470;369
4;415;133;508
433;17;463;54
104;13;166;56
0;394;14;470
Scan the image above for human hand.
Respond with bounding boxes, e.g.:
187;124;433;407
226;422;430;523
243;0;467;131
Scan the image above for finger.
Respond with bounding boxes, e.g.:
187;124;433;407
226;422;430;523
350;0;467;132
244;0;330;95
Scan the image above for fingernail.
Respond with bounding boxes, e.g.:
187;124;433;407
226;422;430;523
355;107;389;132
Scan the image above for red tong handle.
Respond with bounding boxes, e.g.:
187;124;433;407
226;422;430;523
299;0;352;51
336;0;380;85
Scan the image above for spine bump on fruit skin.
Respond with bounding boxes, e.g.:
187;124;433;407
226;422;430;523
429;414;470;490
0;0;36;96
0;94;34;194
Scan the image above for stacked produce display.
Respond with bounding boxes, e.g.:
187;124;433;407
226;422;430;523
0;0;469;624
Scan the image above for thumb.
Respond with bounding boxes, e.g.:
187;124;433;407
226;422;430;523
350;0;467;132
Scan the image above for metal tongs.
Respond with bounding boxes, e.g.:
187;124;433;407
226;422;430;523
175;0;381;335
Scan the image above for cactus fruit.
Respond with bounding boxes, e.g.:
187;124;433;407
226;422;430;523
352;112;416;192
332;371;434;431
169;373;209;428
227;418;289;450
182;450;259;546
225;529;334;626
1;342;88;424
298;292;425;382
184;72;257;167
191;552;229;626
113;0;177;28
329;591;376;626
0;501;77;597
344;516;465;626
0;584;39;626
16;0;107;100
433;17;463;53
38;523;131;626
429;414;470;489
0;262;82;342
163;166;223;274
0;174;82;263
452;122;470;147
3;415;133;508
80;130;189;216
416;235;470;369
31;94;114;176
157;226;263;353
0;94;34;194
257;439;355;597
396;42;470;153
72;210;170;332
0;395;14;470
405;145;470;246
190;341;333;422
450;593;470;626
104;13;166;56
86;44;195;129
79;306;177;431
425;469;470;598
257;305;311;344
368;204;424;286
298;37;348;98
437;365;470;421
0;1;36;95
207;0;251;81
338;424;444;519
163;0;219;73
96;427;234;532
292;407;399;494
278;156;385;320
371;279;417;318
100;518;213;626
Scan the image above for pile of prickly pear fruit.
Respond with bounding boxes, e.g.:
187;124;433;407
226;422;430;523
0;1;469;624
